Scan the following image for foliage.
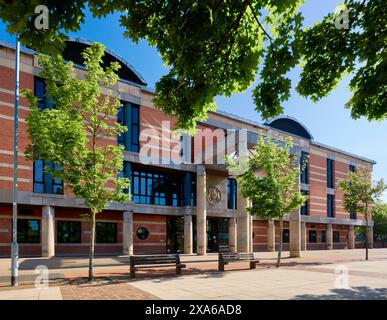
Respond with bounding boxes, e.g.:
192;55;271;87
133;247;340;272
372;201;387;241
23;42;130;279
227;137;307;266
339;167;386;259
2;1;385;131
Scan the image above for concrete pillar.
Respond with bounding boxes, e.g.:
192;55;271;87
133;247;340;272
123;211;134;255
301;222;307;251
237;187;250;253
41;206;55;257
229;217;237;253
184;214;193;254
267;219;275;252
327;223;333;250
196;165;207;255
289;156;301;257
367;226;374;249
348;224;355;249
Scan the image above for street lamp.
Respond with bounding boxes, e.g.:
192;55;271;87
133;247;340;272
11;35;20;286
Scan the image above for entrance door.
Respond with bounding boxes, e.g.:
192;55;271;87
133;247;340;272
207;218;229;252
166;216;184;253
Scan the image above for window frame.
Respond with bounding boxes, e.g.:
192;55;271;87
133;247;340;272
56;220;81;244
327;158;335;188
309;230;317;243
17;219;40;243
96;222;118;244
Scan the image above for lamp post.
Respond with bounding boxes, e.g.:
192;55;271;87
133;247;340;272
11;35;20;287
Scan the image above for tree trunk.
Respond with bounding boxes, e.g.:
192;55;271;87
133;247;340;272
364;204;369;261
276;217;283;268
88;211;96;282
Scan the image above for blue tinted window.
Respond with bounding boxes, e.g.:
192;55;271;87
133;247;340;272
34;77;54;110
131;105;139;152
117;102;125;145
327;194;335;217
300;151;308;184
300;190;309;215
33;160;63;194
227;178;237;209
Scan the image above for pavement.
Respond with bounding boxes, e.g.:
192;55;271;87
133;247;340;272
0;249;386;300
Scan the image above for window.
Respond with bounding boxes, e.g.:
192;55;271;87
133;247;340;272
300;190;309;215
350;212;357;220
33;160;63;194
333;231;340;243
34;77;53;110
309;230;317;243
321;230;327;243
131;167;196;207
227;178;237;210
57;221;81;243
131;105;139;152
282;229;289;243
349;164;356;173
96;222;117;243
327;194;335;217
117;102;125;146
17;219;40;243
137;227;149;240
117;102;140;152
327;158;335;188
300;151;308;184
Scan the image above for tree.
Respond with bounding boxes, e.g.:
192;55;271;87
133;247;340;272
339;167;386;260
227;137;307;267
370;201;387;243
23;42;130;281
2;1;385;132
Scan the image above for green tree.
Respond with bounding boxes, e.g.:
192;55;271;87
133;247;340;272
5;1;385;132
227;137;307;267
24;42;130;281
371;201;387;243
339;167;386;260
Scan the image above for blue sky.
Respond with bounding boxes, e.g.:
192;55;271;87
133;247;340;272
1;1;386;200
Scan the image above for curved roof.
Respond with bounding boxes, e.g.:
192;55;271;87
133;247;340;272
63;37;147;86
265;116;314;140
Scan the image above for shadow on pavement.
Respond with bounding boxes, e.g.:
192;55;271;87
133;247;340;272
292;286;387;300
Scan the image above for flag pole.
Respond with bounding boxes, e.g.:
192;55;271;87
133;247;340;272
11;34;20;287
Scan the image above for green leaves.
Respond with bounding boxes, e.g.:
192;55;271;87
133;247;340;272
24;42;130;215
227;137;307;220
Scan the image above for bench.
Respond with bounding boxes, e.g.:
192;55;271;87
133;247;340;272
129;254;186;278
218;252;259;271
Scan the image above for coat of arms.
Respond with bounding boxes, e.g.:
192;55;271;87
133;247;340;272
207;186;221;205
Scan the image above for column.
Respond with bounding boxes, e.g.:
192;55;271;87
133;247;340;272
196;165;207;255
348;224;355;249
301;222;307;251
367;226;374;249
327;223;333;250
237;187;250;253
123;211;133;255
229;217;237;253
41;206;55;257
184;214;193;254
267;219;275;252
249;215;254;253
289;151;301;257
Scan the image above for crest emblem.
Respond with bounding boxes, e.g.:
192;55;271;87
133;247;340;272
207;186;221;205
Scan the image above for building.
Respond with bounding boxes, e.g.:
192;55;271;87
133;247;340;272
0;37;376;258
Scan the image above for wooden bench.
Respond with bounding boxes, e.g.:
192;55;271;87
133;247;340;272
129;254;186;278
218;252;259;271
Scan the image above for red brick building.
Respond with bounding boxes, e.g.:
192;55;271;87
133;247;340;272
0;37;376;257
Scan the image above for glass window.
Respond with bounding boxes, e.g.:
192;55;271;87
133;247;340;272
17;219;40;243
349;164;356;173
137;227;149;240
131;105;139;152
321;230;327;243
327;158;335;188
33;160;63;195
57;221;81;243
96;222;117;243
227;178;237;210
309;230;317;243
300;190;309;215
300;151;308;184
282;229;289;243
34;77;54;110
131;167;195;207
333;231;340;243
117;102;125;146
327;194;335;217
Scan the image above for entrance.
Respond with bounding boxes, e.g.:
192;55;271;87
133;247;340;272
166;216;184;253
207;218;229;253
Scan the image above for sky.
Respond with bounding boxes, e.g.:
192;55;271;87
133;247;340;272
0;1;386;200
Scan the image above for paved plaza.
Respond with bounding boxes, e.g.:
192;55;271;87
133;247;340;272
0;249;386;300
